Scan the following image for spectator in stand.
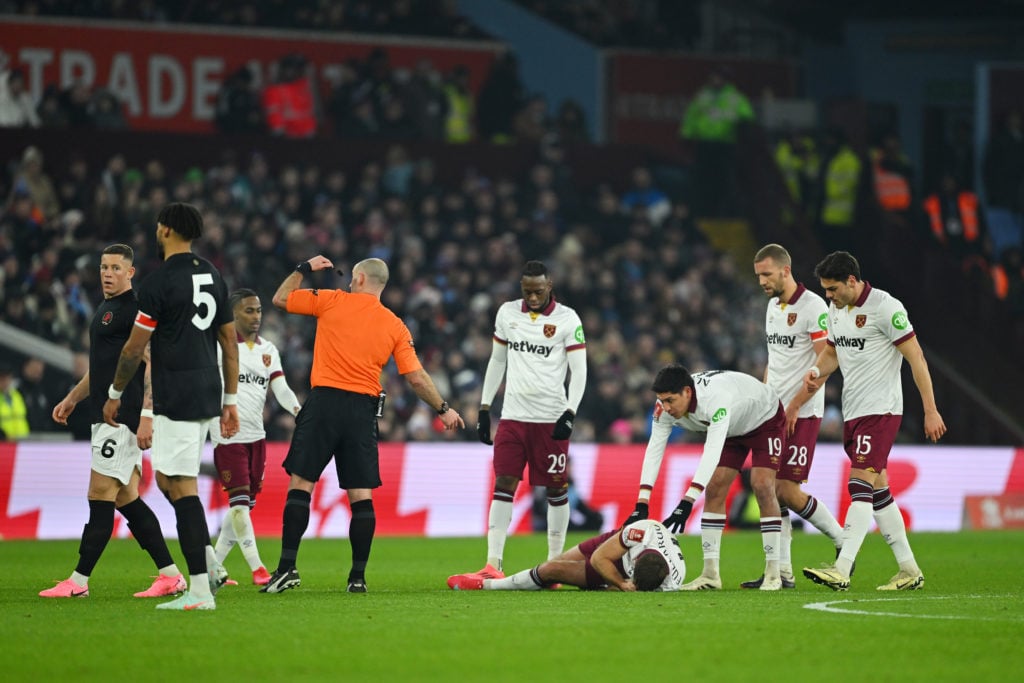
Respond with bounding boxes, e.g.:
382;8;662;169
554;99;589;145
477;51;525;143
215;66;264;134
620;166;672;227
0;62;41;128
36;85;69;128
982;109;1024;258
18;357;60;433
12;146;61;223
680;68;754;218
443;65;474;143
59;80;95;128
512;94;551;144
263;53;317;138
404;58;448;141
91;89;128;130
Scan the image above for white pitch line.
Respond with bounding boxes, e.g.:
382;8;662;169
803;595;1024;621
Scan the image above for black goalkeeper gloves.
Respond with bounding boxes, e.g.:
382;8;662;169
623;501;649;527
476;409;493;445
552;410;575;440
662;499;694;533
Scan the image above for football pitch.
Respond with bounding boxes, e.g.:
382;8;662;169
3;530;1022;682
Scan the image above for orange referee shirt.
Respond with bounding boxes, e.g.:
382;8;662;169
287;288;422;396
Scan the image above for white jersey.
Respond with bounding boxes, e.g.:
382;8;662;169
826;283;915;420
493;298;586;422
765;283;829;418
213;334;285;445
640;370;781;494
619;520;686;591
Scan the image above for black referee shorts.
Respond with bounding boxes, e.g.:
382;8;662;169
283;387;381;489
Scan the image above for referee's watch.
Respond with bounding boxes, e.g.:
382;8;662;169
437;401;449;415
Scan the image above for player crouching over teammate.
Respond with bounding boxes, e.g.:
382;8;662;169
448;520;685;592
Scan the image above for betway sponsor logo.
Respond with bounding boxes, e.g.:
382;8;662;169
766;332;796;348
833;336;866;350
508;340;553;357
239;372;268;387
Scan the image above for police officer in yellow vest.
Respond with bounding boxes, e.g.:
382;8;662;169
0;364;30;440
444;65;473;144
815;127;863;255
680;68;754;218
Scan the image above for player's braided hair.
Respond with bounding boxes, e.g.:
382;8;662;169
157;202;204;240
229;288;258;310
633;550;670;591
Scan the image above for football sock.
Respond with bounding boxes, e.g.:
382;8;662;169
486;568;543;591
70;571;89;587
796;495;844;546
546;490;570;560
779;507;793;576
172;495;213;598
486;490;514;570
228;503;264;572
700;512;726;577
278;489;311;572
214;516;237;564
348;499;375;582
760;515;782;576
119;497;176;570
75;499;115;579
836;479;875;577
873;487;920;573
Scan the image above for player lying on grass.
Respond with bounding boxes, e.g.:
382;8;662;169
447;520;685;592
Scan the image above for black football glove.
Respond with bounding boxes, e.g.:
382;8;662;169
623;501;649;528
476;409;493;445
552;410;575;440
662;499;694;533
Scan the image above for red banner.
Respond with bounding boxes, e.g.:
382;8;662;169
606;51;798;146
2;441;1022;540
0;17;498;133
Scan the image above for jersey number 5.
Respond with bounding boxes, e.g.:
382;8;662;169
191;274;217;331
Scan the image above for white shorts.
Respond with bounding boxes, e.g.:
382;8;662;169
151;414;216;477
91;422;142;485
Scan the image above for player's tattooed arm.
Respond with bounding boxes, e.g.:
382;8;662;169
142;342;154;410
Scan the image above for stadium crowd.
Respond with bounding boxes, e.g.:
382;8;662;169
0;138;788;444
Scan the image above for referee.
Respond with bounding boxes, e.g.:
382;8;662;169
262;255;464;594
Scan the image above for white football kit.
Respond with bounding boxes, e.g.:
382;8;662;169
639;370;781;494
765;283;829;418
826;283;915;420
491;298;586;422
619;520;687;591
214;334;286;445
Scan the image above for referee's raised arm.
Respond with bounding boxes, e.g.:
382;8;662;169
273;255;335;309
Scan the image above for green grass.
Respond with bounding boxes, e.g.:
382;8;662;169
3;530;1023;682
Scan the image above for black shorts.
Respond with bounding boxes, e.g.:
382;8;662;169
283;387;381;489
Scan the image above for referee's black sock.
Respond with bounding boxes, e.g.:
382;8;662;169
119;497;175;570
75;499;115;577
348;498;375;583
172;495;209;577
278;489;311;573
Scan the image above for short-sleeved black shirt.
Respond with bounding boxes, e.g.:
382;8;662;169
89;290;144;432
135;253;232;420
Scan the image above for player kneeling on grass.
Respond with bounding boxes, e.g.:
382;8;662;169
448;520;685;592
